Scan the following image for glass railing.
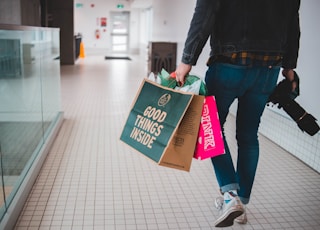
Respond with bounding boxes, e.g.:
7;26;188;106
0;24;62;224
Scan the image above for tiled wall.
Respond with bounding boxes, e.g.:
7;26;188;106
260;108;320;173
230;103;320;173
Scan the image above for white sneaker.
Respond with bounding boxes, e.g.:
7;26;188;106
235;205;247;224
214;192;244;227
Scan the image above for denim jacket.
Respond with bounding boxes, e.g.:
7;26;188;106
182;0;300;69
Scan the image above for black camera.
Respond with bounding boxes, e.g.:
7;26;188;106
267;71;319;136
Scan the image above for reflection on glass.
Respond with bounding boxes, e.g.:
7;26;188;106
0;26;61;222
112;36;127;51
112;21;127;34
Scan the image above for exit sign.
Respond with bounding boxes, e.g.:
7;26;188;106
75;3;83;8
117;4;124;9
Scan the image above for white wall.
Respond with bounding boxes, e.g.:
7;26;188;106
129;9;141;54
74;0;139;54
295;0;320;119
151;0;194;42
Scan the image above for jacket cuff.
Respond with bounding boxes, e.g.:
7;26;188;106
181;53;196;66
282;60;297;69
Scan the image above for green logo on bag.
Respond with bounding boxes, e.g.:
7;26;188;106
158;93;171;107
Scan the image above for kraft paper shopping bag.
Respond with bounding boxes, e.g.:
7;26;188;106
120;79;203;171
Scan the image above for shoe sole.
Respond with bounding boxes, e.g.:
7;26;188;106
235;218;248;224
214;207;244;227
235;214;248;225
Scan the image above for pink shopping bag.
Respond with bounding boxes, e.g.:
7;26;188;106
194;96;225;160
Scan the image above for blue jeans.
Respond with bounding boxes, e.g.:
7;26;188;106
205;62;280;204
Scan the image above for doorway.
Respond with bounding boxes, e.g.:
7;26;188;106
110;11;130;53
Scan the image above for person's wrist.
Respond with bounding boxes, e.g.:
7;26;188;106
282;69;294;81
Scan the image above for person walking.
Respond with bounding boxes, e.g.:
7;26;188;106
174;0;301;227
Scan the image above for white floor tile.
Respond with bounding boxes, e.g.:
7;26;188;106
14;55;320;230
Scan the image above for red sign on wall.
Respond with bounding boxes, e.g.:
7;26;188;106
101;17;107;27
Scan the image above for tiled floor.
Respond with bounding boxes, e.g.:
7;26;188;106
14;55;320;229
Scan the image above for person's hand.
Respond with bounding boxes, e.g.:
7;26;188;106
174;63;192;86
282;69;297;92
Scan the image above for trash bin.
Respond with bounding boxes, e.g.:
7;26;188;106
148;42;177;74
75;34;82;59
